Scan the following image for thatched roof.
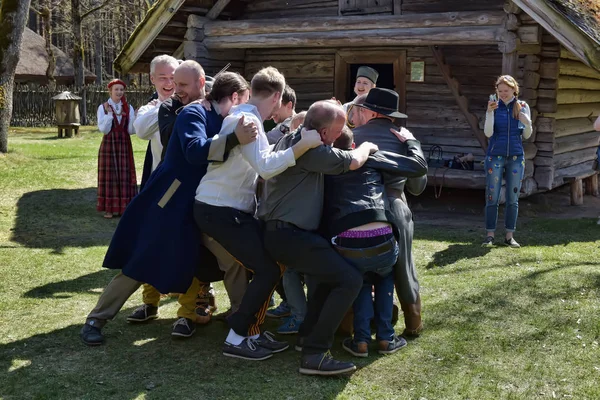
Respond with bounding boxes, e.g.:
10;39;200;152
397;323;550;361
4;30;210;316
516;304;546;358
549;0;600;45
15;28;96;85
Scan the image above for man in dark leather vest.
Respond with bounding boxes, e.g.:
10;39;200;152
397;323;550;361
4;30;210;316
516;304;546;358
350;89;427;338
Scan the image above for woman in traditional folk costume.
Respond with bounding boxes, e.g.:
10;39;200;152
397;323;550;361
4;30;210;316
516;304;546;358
96;79;137;219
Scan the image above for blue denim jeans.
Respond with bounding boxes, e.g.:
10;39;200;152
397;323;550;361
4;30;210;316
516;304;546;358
338;238;399;343
485;154;525;232
283;268;310;320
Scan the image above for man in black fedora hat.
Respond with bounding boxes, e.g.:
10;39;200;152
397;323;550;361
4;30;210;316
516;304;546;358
351;87;428;339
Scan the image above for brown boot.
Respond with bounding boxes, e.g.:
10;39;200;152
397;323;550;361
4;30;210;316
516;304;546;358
336;308;354;336
400;295;423;338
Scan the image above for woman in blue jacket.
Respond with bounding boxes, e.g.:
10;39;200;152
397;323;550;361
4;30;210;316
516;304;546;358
482;75;532;248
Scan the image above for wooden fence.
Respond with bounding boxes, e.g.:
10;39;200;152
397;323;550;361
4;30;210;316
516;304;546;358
11;84;155;127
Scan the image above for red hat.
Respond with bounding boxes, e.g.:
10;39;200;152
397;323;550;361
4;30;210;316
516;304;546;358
107;79;127;89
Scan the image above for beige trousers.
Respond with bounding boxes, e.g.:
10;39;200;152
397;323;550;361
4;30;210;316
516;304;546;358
202;233;248;313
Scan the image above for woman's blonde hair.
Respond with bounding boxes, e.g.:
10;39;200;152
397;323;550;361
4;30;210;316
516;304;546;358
495;75;521;119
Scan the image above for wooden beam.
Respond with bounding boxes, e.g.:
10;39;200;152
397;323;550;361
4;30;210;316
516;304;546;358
544;103;600;119
557;89;600;105
430;46;488;152
173;42;184;59
114;0;186;75
156;34;184;43
558;76;600;90
511;0;600;71
559;59;600;79
555;118;596;138
203;11;507;36
206;0;231;20
427;169;487;190
204;26;502;49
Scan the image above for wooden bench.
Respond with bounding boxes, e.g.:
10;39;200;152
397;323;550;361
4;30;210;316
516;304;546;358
563;172;599;205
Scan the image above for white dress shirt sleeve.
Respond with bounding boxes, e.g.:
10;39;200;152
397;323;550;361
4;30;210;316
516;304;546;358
97;104;113;135
239;113;296;180
134;104;159;140
127;105;136;135
484;110;494;138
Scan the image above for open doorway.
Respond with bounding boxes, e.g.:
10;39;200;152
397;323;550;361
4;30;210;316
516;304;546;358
346;63;395;104
334;49;406;113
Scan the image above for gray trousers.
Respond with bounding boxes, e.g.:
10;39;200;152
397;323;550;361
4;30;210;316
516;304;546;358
388;195;420;304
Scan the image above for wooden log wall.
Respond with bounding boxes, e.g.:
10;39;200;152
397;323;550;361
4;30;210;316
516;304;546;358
243;0;339;19
243;0;503;20
183;15;245;76
406;45;502;170
538;33;600;189
245;48;336;111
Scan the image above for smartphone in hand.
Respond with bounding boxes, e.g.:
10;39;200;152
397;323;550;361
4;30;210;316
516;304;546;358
489;94;498;102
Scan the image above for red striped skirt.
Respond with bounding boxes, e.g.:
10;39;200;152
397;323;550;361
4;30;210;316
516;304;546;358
97;130;138;214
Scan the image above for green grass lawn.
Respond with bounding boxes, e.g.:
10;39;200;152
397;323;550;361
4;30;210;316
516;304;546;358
1;128;599;400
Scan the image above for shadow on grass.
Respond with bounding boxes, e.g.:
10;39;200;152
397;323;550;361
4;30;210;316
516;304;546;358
0;309;354;400
418;218;598;269
22;269;115;299
11;188;116;254
2;262;600;399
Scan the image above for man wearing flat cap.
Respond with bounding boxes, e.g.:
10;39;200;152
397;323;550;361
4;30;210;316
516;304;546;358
351;88;428;339
343;66;379;112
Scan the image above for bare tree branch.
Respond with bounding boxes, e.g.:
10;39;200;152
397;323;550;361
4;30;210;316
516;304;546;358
80;0;109;19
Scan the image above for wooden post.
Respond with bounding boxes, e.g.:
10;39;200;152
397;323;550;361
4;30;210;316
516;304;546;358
498;11;519;76
569;178;584;205
584;174;599;196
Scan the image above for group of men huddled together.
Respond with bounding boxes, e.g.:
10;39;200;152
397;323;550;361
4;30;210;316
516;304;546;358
80;54;428;376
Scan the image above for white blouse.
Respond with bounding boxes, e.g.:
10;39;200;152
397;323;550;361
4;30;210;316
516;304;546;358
134;101;163;172
97;97;136;135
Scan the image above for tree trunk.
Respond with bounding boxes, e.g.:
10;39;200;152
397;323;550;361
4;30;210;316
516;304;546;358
0;0;32;154
71;0;84;88
41;3;56;89
94;20;103;84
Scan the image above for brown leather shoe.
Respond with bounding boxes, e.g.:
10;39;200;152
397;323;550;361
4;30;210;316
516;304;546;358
400;295;423;338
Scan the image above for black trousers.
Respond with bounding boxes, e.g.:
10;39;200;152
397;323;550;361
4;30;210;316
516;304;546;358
263;222;362;355
194;202;281;336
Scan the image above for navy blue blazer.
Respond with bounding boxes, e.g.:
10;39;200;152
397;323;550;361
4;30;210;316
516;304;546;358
103;104;225;293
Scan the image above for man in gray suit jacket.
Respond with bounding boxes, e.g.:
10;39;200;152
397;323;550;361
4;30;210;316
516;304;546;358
349;88;427;338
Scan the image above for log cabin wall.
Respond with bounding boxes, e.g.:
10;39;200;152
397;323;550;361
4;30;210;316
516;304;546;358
243;44;503;176
245;48;336;111
535;30;600;190
243;0;504;20
183;15;245;77
550;45;600;188
243;0;339;19
406;45;500;170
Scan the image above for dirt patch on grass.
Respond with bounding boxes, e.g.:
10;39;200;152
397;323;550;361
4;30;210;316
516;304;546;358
409;185;600;228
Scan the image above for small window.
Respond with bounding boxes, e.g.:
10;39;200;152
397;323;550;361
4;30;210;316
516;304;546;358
410;61;425;83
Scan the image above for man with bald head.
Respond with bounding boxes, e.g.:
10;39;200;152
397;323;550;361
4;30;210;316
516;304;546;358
258;100;378;376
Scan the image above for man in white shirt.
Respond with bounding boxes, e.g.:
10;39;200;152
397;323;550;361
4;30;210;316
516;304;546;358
134;55;179;189
194;67;322;361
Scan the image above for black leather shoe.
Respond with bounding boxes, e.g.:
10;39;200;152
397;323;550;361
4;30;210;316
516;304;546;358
223;338;273;361
299;351;356;376
80;323;104;346
126;304;158;323
254;331;289;353
171;317;196;338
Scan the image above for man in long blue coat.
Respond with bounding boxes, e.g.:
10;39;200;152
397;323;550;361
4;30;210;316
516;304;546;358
80;61;255;346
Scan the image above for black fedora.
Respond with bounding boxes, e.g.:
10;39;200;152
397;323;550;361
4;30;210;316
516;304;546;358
356;88;408;119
